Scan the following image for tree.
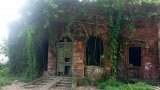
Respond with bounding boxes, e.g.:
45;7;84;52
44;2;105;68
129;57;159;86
0;38;8;57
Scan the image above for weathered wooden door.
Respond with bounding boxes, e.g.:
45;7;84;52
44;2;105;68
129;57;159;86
57;37;73;77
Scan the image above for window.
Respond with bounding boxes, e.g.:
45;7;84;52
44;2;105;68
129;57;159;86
86;37;103;66
129;47;142;67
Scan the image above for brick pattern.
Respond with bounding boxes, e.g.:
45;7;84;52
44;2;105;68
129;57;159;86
121;18;159;79
48;18;160;79
73;42;85;77
48;51;56;75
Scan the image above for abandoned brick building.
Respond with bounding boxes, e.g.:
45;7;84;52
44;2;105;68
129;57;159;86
46;17;160;80
44;4;160;80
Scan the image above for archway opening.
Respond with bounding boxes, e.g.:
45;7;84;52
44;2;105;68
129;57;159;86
86;37;103;66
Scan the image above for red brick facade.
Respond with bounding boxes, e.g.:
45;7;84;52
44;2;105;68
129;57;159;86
122;18;159;79
48;18;160;79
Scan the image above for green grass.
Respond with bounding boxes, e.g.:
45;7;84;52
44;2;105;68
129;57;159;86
97;78;153;90
0;63;43;87
0;64;15;86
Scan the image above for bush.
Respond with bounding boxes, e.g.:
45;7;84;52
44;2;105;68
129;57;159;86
0;64;35;87
97;78;123;89
0;64;14;86
97;78;153;90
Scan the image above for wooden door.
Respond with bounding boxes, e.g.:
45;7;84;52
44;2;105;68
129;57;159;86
57;37;73;77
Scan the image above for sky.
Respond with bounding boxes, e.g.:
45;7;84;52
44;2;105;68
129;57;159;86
0;0;25;63
0;0;25;43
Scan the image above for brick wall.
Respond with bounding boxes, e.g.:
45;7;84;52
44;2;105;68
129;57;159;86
48;18;160;79
121;18;159;79
73;42;85;77
48;51;56;75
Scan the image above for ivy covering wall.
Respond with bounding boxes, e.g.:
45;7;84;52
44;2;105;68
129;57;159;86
8;0;160;80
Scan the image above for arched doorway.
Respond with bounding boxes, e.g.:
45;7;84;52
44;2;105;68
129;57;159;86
86;37;103;66
56;37;73;76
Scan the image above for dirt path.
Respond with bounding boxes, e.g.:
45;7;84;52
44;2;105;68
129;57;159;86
0;81;26;90
1;82;99;90
2;84;160;90
2;80;158;90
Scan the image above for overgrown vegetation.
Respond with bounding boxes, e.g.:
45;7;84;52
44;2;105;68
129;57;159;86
97;78;153;90
0;64;13;86
7;0;160;81
76;77;153;89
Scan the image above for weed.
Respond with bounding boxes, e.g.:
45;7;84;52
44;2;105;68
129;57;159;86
97;78;153;90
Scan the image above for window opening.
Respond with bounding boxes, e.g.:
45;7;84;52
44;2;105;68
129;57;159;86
129;47;142;67
86;37;103;66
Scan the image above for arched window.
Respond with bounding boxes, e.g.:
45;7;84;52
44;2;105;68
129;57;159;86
86;37;103;66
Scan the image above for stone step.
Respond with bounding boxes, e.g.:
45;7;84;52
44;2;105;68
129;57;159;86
47;78;55;80
49;77;72;90
41;80;50;83
56;83;71;87
23;85;38;88
35;82;47;85
57;81;72;84
23;76;72;90
60;79;72;82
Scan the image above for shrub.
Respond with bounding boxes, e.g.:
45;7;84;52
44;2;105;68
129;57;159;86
97;78;153;90
97;78;123;89
0;64;13;86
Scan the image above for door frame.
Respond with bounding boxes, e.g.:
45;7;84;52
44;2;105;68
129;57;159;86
124;40;147;78
56;37;73;77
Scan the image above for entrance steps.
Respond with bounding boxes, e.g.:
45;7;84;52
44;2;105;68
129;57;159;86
22;76;73;90
49;77;72;90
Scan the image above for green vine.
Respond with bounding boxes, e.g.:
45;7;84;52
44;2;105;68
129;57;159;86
25;25;38;80
107;13;122;76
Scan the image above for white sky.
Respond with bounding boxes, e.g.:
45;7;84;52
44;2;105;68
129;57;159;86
0;0;25;44
0;0;25;63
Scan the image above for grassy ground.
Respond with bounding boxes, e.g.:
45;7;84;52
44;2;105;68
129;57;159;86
97;78;153;90
0;64;15;86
